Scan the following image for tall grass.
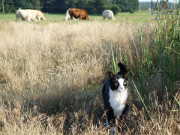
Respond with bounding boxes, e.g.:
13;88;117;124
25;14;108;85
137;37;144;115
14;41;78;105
0;11;179;134
110;9;179;134
0;20;153;134
157;10;180;83
111;9;179;95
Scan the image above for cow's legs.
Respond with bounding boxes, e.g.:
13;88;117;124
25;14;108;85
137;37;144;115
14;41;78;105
16;15;19;21
27;17;30;22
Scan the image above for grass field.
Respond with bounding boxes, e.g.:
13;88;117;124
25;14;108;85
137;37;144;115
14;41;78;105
0;11;153;23
0;11;179;134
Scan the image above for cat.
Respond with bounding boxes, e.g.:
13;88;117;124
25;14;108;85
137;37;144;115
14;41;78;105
102;62;129;127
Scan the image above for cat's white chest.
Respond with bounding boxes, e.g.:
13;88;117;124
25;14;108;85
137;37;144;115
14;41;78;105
109;88;128;117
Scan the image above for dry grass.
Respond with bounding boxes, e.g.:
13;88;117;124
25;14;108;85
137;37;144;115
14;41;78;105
0;20;179;134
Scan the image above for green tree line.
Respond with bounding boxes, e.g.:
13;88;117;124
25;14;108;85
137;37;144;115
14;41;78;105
0;0;139;14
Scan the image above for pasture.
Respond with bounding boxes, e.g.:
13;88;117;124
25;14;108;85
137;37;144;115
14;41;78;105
0;11;153;23
0;11;179;134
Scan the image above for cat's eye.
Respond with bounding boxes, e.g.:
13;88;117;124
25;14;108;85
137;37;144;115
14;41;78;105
123;81;127;85
114;82;119;86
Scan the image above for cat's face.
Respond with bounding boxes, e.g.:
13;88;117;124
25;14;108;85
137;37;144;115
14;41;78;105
108;63;128;92
109;72;128;92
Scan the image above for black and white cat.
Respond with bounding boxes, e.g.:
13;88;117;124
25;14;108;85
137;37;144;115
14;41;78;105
102;62;128;126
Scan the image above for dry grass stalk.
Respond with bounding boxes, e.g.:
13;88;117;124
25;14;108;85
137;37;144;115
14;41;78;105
0;21;178;134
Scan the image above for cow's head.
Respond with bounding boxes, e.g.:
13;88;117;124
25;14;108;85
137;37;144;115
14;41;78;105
65;9;71;21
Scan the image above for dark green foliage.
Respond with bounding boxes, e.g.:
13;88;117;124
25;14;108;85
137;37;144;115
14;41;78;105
110;4;120;15
16;0;40;10
41;0;58;13
1;0;139;14
130;9;134;14
113;0;138;12
0;2;1;12
92;0;108;14
1;0;41;13
2;0;15;13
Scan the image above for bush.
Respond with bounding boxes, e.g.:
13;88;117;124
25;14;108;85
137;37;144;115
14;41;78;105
130;9;135;14
110;4;120;15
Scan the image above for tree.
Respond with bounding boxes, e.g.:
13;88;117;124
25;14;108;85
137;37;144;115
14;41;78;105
111;4;120;14
4;0;15;13
31;0;41;10
2;0;5;13
76;0;87;9
92;0;108;14
0;0;140;14
54;0;66;13
113;0;139;12
40;0;57;13
0;0;16;13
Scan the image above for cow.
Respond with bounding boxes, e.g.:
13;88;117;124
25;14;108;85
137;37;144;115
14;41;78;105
16;8;46;22
65;9;71;20
102;10;115;20
27;9;47;21
16;8;36;22
65;8;89;21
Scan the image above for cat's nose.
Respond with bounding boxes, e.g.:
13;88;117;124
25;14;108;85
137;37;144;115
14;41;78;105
118;87;124;92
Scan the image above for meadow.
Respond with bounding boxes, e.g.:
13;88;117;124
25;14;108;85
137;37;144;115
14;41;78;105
0;11;153;23
0;11;179;134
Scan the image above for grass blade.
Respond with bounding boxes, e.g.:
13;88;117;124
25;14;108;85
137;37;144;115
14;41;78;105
132;80;152;121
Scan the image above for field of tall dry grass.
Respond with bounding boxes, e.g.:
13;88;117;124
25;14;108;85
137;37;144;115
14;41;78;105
0;19;179;134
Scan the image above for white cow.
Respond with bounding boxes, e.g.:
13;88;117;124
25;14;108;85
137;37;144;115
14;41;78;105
16;8;36;22
27;9;47;21
102;10;115;20
16;8;46;22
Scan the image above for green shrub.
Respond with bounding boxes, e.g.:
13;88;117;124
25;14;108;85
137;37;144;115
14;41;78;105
110;4;120;15
130;9;135;14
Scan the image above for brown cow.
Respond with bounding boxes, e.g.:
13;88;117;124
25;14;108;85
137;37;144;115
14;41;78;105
65;8;89;20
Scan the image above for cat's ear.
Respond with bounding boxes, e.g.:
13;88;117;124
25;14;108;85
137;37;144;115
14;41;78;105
108;71;115;79
118;62;127;74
